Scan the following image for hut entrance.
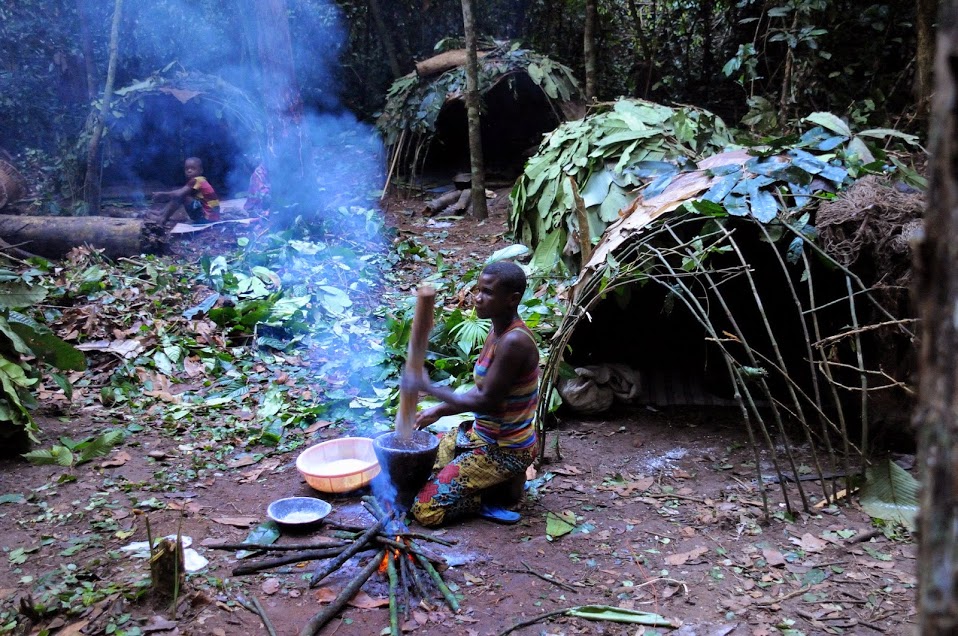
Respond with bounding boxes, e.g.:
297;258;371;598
84;71;266;197
426;73;561;180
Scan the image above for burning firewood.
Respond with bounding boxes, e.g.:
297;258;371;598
308;513;391;588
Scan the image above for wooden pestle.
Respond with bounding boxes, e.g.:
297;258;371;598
395;284;436;439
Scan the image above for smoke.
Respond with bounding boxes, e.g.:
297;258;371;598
92;0;384;223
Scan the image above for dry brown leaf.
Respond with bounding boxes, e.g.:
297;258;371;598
57;621;89;636
261;579;281;595
211;516;259;527
314;588;336;603
100;450;132;468
227;455;259;469
413;610;429;625
552;465;583;476
762;548;786;567
348;591;389;609
664;546;707;566
304;420;334;434
790;533;827;553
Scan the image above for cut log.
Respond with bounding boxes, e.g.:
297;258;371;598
0;215;165;259
443;189;472;215
421;190;461;217
415;49;488;77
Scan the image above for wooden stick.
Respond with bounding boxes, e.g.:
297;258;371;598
395;284;436;439
373;536;445;567
237;594;278;636
414;553;458;612
309;515;390;588
506;561;578;592
232;548;345;576
386;552;400;636
298;550;386;636
396;531;457;547
496;608;570;636
206;540;349;551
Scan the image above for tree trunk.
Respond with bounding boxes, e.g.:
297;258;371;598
916;2;958;632
584;0;598;101
243;0;309;208
460;0;487;220
81;0;123;216
76;0;97;101
368;0;403;79
0;216;165;259
916;0;939;117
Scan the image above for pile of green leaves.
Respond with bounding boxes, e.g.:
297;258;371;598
376;41;580;145
509;99;734;271
0;268;84;443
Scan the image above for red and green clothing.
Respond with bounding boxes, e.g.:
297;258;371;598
188;176;220;222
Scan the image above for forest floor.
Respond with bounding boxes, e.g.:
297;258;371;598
0;188;918;636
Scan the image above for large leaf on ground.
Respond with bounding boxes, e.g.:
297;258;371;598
9;318;85;371
859;458;919;531
565;606;677;627
0;283;46;310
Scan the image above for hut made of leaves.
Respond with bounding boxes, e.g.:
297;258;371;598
80;68;266;190
523;108;921;514
376;43;581;183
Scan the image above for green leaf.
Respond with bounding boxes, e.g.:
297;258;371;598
859;458;919;531
545;510;577;540
23;445;74;467
485;244;530;265
236;521;281;559
0;282;46;310
9;322;85;370
317;285;352;316
565;605;676;627
803;112;851;137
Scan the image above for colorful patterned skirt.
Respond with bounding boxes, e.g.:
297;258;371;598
411;425;535;527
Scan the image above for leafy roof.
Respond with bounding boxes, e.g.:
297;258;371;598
376;42;581;146
510;102;922;275
86;68;266;143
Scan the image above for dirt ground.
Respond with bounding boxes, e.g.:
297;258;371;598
0;190;918;636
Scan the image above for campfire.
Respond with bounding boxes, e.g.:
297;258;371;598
213;495;458;636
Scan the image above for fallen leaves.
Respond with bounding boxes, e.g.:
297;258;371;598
212;516;259;528
664;546;708;566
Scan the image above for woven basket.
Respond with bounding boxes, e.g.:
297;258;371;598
0;159;26;209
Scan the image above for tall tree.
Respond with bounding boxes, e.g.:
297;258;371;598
584;0;598;100
243;0;308;206
916;1;958;632
461;0;487;219
82;0;123;216
916;0;938;117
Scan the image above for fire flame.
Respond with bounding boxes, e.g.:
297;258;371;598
378;536;403;574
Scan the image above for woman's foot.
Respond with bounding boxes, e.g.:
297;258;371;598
478;503;520;524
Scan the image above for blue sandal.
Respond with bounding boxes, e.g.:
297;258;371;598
479;504;520;524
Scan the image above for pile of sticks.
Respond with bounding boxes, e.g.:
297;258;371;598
209;496;459;636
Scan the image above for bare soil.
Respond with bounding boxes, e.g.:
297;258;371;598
0;190;918;636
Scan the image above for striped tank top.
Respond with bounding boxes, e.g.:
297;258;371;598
473;318;538;449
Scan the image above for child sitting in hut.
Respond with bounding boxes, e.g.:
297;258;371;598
152;157;221;224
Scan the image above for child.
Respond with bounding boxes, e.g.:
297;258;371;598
152;157;221;224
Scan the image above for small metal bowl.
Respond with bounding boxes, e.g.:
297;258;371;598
266;496;332;526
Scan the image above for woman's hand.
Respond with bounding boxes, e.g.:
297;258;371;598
415;405;444;429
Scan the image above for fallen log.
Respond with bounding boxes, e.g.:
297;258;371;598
415;49;489;77
421;189;460;217
0;215;165;259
